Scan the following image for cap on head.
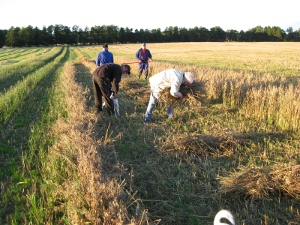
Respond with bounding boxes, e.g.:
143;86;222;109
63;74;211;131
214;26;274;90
103;43;108;48
184;72;194;84
142;42;146;46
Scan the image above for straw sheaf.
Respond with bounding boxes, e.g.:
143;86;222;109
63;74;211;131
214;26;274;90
162;132;256;157
218;164;300;200
158;78;207;108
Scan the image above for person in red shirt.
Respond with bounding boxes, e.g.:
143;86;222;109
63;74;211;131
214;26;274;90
135;43;153;79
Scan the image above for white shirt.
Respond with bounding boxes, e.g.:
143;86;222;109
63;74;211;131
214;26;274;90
149;69;184;98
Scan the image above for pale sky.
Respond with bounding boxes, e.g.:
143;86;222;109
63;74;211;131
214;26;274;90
0;0;299;31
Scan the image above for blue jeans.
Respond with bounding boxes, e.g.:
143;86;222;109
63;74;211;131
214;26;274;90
144;91;158;121
144;92;173;121
138;62;149;77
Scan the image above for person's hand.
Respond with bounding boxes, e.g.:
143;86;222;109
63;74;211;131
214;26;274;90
180;95;184;100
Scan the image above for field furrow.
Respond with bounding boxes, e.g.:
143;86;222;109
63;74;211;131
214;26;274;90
0;47;63;94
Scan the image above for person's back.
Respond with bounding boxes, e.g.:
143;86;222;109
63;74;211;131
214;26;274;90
149;69;184;97
95;43;114;66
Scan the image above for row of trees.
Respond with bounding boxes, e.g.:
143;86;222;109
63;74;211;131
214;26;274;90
0;24;299;47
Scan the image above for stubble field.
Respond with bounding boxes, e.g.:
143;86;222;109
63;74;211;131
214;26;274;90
0;42;300;225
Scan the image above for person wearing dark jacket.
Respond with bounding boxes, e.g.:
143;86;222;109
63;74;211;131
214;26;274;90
92;63;130;115
135;42;153;79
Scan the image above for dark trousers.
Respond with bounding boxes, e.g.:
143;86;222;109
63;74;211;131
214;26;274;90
93;76;114;115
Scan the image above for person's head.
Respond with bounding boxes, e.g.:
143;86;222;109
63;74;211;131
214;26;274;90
122;64;131;75
142;42;146;49
183;72;194;86
102;43;108;50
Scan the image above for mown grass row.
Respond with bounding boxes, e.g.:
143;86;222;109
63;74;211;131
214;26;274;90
0;47;44;64
0;47;63;93
1;47;136;225
0;47;70;224
0;47;67;123
0;48;37;60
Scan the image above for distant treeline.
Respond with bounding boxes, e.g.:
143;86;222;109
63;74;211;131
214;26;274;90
0;24;299;47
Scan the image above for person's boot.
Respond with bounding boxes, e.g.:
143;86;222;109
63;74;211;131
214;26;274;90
138;73;142;79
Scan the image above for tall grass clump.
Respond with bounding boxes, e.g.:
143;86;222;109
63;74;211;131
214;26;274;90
241;82;300;132
203;69;300;132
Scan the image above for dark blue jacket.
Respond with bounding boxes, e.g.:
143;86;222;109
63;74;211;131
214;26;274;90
95;50;114;66
135;48;152;63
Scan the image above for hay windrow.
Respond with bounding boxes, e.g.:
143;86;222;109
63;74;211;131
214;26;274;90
218;164;300;200
160;131;261;157
47;61;140;224
162;134;238;156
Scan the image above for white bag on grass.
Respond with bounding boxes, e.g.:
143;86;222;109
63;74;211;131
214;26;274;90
112;98;120;116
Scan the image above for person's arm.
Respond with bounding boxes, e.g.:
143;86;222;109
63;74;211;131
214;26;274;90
136;49;142;61
112;67;122;95
148;50;153;61
170;81;182;98
169;70;183;98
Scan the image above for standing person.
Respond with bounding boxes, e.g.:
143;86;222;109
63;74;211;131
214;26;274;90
95;43;114;66
92;63;131;115
144;69;194;123
135;42;153;79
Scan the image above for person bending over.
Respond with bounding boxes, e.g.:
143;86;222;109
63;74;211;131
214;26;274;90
144;69;194;122
92;63;130;115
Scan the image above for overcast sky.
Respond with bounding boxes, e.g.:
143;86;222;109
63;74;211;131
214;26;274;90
0;0;299;31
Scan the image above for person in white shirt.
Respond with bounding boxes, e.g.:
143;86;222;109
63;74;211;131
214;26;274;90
144;69;194;123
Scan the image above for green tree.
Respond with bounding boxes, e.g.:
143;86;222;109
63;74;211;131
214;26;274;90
0;30;7;47
61;26;73;45
198;26;210;41
226;29;238;41
72;25;79;45
5;27;21;47
173;26;180;42
210;26;225;41
90;26;103;45
179;27;189;42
